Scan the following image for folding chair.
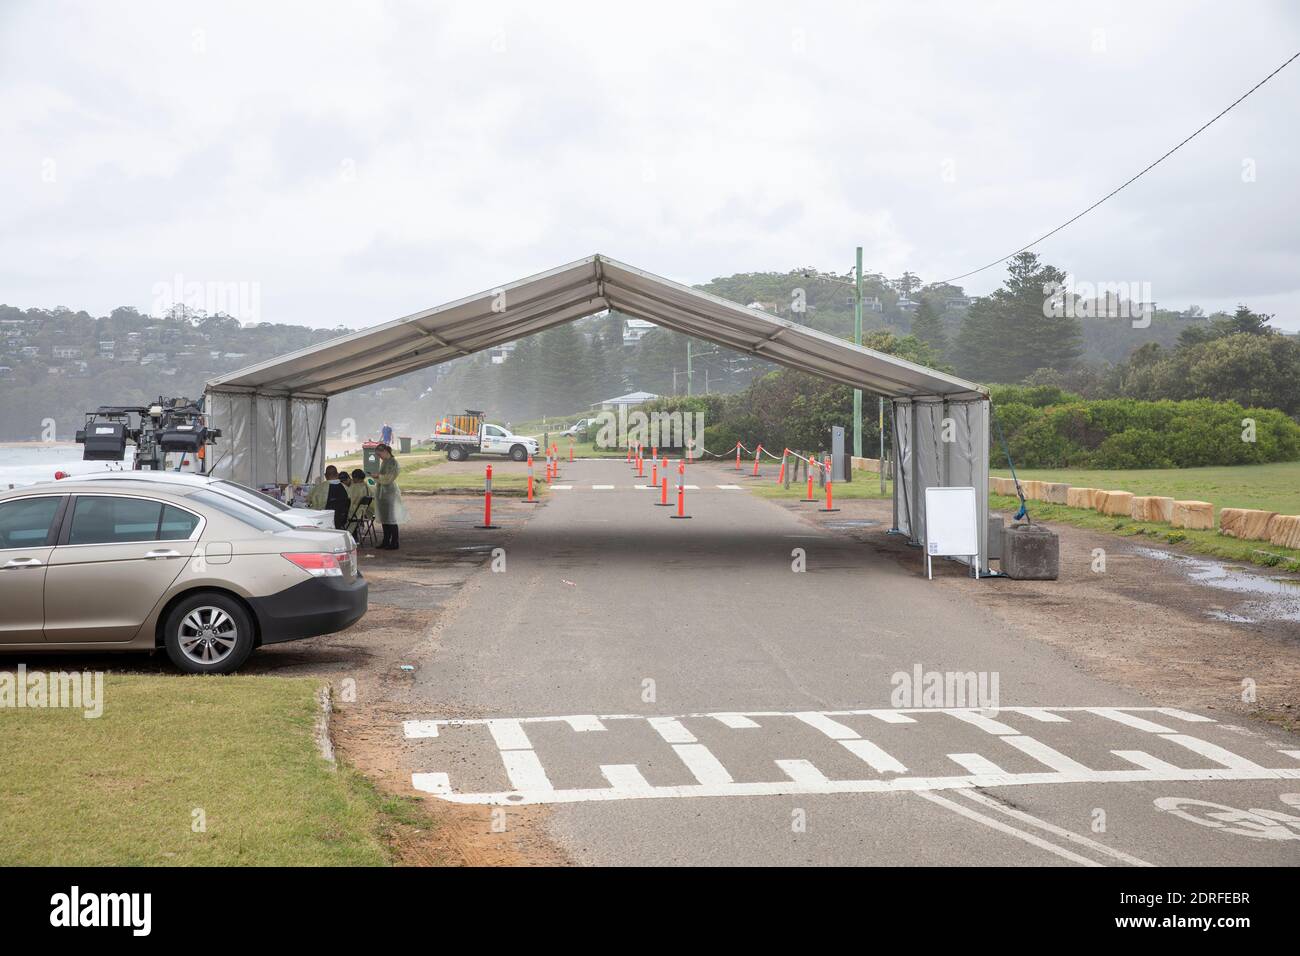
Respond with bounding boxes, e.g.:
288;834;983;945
347;495;378;548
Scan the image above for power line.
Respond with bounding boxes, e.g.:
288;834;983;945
935;49;1300;286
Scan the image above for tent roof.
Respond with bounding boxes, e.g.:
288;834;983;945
205;254;987;401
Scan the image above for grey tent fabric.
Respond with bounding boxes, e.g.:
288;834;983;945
891;396;991;574
205;253;992;570
205;255;986;400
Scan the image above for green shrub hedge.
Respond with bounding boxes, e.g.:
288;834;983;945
993;395;1300;469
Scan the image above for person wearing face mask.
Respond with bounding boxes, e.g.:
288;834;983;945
373;443;407;549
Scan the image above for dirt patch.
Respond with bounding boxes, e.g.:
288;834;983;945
249;493;570;866
790;497;1300;731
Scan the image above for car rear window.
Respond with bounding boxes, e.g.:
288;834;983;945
189;489;290;532
159;504;201;540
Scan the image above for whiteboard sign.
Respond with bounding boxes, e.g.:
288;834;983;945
923;486;979;579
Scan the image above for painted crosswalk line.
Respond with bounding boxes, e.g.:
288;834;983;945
405;705;1300;806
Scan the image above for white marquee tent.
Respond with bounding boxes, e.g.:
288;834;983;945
205;254;994;571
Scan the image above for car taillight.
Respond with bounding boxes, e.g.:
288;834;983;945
282;552;343;577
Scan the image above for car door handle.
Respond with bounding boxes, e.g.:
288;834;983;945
2;557;42;569
144;549;182;560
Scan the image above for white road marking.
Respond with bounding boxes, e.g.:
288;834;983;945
648;716;697;744
634;484;654;490
1088;708;1176;734
956;790;1153;867
1113;750;1184;773
776;759;829;785
794;712;860;740
841;738;908;774
411;772;451;795
403;706;1216;731
673;744;735;785
716;484;743;490
914;791;1103;867
602;764;653;793
487;719;533;751
1156;707;1216;723
713;714;761;729
1002;736;1093;773
947;710;1020;735
501;750;553;792
684;484;700;490
551;485;572;490
1160;734;1271;772
591;484;615;490
1017;708;1071;723
948;753;1007;776
406;705;1300;805
563;715;606;732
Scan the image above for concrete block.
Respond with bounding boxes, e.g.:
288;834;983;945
1129;495;1174;523
988;513;1005;561
1002;523;1059;580
1171;500;1214;530
1219;507;1278;541
1268;514;1300;550
1067;487;1100;509
1044;482;1070;505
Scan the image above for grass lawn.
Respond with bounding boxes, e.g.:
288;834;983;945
992;461;1300;515
753;465;892;501
402;467;534;494
0;674;433;866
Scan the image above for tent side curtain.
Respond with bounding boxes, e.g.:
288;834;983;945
205;390;327;487
892;396;991;574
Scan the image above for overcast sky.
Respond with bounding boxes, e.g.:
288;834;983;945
3;1;1299;332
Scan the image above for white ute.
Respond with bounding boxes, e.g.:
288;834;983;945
433;413;541;462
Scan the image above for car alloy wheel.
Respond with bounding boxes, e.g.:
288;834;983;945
177;605;239;665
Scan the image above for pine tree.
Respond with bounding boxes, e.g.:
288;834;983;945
954;253;1081;383
910;297;948;360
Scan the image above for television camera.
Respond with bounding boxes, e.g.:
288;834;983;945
75;396;221;472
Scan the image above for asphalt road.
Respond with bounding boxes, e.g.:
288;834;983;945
401;458;1300;865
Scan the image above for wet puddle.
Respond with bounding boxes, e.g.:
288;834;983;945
1133;546;1300;625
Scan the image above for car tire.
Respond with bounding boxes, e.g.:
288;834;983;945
509;444;528;462
162;592;256;675
448;446;467;462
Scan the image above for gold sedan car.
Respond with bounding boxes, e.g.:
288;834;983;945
0;478;366;673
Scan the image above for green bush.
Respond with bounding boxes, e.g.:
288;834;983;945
993;396;1300;469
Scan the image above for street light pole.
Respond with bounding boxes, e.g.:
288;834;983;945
686;339;693;396
853;245;863;458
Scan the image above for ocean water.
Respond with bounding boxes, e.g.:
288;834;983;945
0;443;137;488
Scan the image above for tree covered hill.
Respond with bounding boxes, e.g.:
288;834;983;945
3;258;1295;443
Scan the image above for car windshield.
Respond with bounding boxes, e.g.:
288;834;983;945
189;489;293;533
214;479;291;512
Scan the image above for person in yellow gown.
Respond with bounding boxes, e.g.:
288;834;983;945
374;444;408;550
